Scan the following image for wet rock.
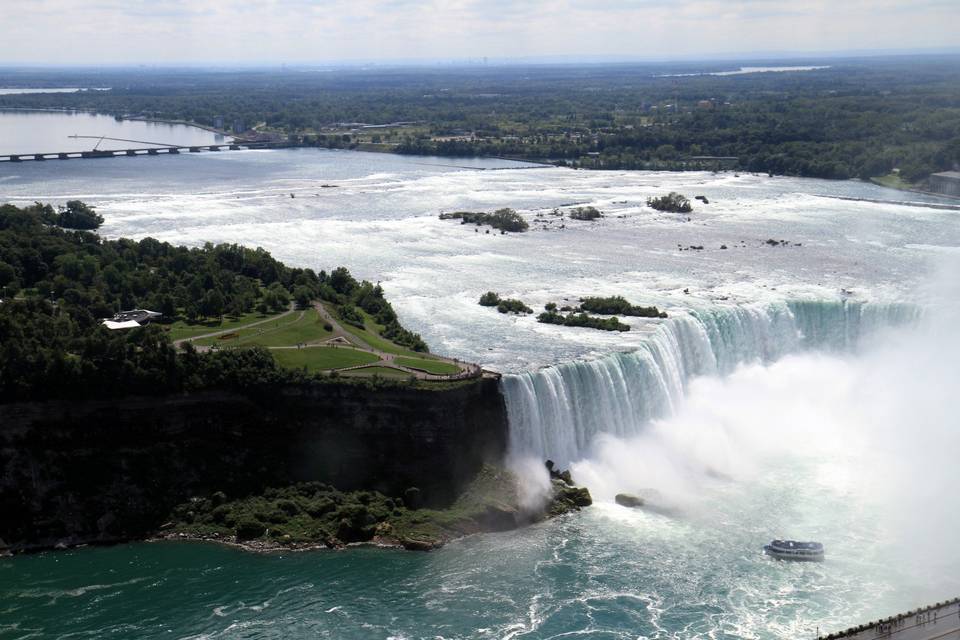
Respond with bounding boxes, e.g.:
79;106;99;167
547;480;593;517
401;536;441;551
615;493;644;508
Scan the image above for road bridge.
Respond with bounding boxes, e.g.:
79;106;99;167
0;142;280;163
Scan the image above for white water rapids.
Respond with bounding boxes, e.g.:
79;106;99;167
4;147;960;636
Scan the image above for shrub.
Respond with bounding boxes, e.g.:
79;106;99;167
235;518;266;540
479;291;501;306
537;311;631;332
568;206;602;221
580;296;667;318
496;298;533;314
647;192;692;213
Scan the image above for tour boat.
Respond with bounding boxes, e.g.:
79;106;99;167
763;540;824;562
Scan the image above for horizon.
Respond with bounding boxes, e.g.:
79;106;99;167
3;49;960;72
3;0;958;66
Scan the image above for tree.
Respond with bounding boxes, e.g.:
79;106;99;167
294;286;313;309
202;289;225;321
57;200;104;230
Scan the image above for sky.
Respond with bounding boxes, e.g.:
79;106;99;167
2;0;958;65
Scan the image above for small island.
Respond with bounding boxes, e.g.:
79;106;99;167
580;296;667;318
477;293;666;332
538;309;631;332
647;192;693;213
479;291;533;314
567;206;603;221
439;208;529;232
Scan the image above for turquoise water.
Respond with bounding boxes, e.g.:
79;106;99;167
3;452;955;639
4;146;960;638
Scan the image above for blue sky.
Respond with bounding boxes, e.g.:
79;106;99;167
3;0;958;65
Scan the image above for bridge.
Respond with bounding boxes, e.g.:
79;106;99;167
0;139;284;163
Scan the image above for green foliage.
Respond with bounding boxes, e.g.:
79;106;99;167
57;200;104;230
0;202;429;400
567;206;602;221
336;303;366;329
166;465;528;549
580;296;667;318
3;60;960;182
478;291;501;306
537;311;631;332
439;208;529;232
322;278;428;353
496;298;533;314
647;192;692;213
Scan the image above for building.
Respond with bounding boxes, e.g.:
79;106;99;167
818;596;960;640
213;115;224;130
929;171;960;197
102;309;162;330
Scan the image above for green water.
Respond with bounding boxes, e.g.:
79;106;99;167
4;457;955;640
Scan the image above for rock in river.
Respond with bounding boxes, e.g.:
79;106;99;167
615;493;644;508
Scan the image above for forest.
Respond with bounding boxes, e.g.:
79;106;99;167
2;55;959;182
0;202;425;401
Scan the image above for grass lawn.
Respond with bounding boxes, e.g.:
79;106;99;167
195;308;332;348
165;309;286;342
272;346;379;372
329;304;431;358
870;173;914;191
394;356;462;375
341;366;412;379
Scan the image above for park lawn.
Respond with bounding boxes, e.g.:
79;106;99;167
330;304;432;358
341;366;412;379
871;173;914;191
165;309;285;342
272;346;380;372
394;356;461;376
195;308;332;348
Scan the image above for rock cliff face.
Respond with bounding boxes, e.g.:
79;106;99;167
0;379;508;552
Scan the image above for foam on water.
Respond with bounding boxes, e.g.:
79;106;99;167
503;300;920;465
3;148;960;639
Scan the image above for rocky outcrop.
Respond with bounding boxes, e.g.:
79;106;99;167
0;379;508;553
615;493;644;508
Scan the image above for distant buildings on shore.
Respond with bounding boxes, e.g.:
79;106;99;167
929;171;960;197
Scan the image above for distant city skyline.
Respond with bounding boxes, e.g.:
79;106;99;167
2;0;958;66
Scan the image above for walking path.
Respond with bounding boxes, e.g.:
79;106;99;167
172;300;483;381
172;304;297;347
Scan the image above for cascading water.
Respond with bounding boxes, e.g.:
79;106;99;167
502;299;920;465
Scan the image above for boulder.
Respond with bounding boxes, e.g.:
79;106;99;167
615;493;644;508
547;481;593;516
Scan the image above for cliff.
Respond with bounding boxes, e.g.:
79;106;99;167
0;379;509;553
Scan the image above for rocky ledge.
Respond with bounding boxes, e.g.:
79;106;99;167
157;464;592;552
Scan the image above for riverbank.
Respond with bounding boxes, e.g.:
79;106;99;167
149;465;592;553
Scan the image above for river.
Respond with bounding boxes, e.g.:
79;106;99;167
2;141;959;639
0;109;228;156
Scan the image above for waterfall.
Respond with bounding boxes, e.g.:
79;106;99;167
502;300;920;465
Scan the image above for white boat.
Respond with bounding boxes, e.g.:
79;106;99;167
763;539;824;561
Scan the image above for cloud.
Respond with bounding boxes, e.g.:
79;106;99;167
1;0;957;64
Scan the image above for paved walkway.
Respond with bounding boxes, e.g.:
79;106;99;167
172;304;297;347
172;300;483;382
